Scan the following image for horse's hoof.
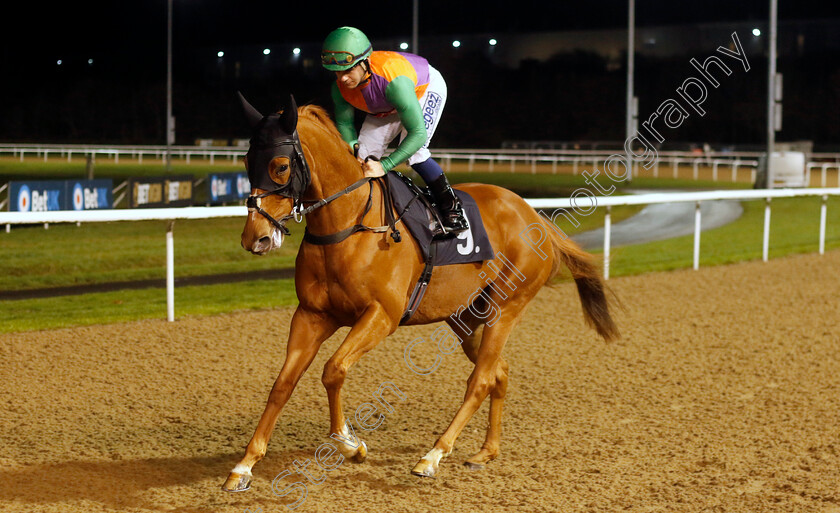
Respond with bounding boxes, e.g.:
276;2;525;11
463;461;485;471
349;440;368;463
221;472;252;492
411;459;437;478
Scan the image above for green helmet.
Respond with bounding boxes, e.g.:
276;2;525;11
321;26;372;71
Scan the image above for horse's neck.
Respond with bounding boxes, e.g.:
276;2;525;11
303;147;380;235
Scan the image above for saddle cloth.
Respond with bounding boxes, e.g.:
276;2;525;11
385;172;495;265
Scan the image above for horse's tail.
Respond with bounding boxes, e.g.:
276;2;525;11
541;217;620;342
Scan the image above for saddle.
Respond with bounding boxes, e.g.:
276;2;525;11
384;172;493;262
382;172;495;324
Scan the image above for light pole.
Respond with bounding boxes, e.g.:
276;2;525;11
166;0;174;171
766;0;778;188
625;0;636;183
412;0;419;53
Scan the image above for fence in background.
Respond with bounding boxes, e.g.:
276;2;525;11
0;143;244;165
2;188;838;320
3;143;840;186
528;188;839;279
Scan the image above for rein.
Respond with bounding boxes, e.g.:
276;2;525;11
248;173;407;246
247;176;371;236
240;95;433;327
243;99;407;245
302;175;406;245
244;127;428;324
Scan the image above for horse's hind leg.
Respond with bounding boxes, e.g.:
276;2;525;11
222;308;338;492
444;315;509;471
412;302;526;478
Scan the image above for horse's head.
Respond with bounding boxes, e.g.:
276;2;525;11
238;93;311;254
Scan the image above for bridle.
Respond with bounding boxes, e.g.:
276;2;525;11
238;93;427;325
245;133;312;236
245;131;397;243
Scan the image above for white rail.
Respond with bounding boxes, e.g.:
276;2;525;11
436;151;762;181
528;188;840;279
4;142;840;185
0;143;246;165
1;189;837;318
0;206;244;321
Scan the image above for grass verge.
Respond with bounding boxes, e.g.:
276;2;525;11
4;163;831;334
1;279;297;333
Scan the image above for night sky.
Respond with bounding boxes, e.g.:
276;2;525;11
3;0;840;146
5;0;839;68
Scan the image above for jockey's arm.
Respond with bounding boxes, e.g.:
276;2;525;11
380;75;428;172
331;82;358;149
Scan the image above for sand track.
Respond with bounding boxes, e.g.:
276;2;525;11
2;251;839;512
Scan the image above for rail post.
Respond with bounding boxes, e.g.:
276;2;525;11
166;221;175;322
86;154;95;180
603;206;612;280
819;195;827;255
763;198;771;262
693;201;702;270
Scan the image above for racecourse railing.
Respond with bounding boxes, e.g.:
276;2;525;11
528;188;839;279
0;143;246;165
1;188;838;321
3;143;840;185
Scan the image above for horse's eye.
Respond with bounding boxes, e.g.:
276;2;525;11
278;164;289;172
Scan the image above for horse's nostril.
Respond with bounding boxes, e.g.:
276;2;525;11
258;236;271;247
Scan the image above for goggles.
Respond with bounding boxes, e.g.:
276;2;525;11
320;45;371;67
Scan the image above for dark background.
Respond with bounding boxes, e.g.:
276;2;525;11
2;1;839;149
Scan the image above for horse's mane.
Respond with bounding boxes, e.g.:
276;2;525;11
290;103;361;181
295;104;348;155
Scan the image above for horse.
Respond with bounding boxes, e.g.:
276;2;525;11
222;94;619;492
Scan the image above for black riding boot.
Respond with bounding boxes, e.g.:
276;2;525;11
427;174;469;234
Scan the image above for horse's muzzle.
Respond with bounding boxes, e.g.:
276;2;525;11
244;226;284;255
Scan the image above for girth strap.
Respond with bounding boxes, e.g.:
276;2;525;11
400;240;437;325
298;172;435;324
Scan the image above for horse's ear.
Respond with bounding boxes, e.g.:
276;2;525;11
279;94;298;134
237;91;263;128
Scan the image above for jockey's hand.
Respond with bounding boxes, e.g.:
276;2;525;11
362;158;386;178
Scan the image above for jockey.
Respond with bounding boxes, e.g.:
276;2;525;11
321;26;468;235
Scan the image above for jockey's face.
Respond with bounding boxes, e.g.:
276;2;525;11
335;61;367;89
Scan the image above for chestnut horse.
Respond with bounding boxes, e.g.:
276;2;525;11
223;95;619;492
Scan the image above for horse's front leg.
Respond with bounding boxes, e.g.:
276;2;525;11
322;303;396;462
222;307;338;492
